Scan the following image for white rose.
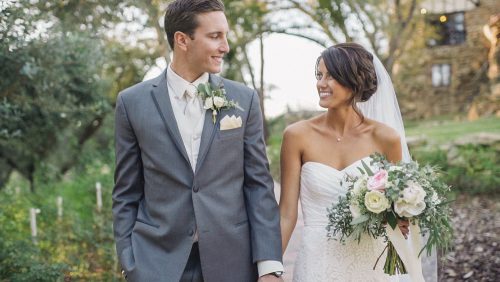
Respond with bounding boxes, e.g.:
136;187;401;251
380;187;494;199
213;96;225;108
204;97;214;109
394;181;427;217
364;191;390;214
349;203;362;219
403;181;426;204
352;176;367;196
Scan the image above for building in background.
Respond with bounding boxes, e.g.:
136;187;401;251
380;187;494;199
397;0;499;119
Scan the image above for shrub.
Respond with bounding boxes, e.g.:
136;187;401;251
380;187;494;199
412;145;499;194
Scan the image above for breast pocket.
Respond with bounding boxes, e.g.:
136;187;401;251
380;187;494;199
217;128;243;141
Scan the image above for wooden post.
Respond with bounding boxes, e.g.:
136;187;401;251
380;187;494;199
96;182;102;213
30;208;41;243
57;196;63;220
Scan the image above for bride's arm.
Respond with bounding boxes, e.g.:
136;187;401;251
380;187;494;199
376;124;402;164
279;125;303;254
377;125;410;237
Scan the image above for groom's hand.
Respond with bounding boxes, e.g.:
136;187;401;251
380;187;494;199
258;274;284;282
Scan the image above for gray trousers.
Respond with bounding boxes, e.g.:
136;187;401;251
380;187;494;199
180;243;204;282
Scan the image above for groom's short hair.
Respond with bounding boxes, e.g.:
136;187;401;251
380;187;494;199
164;0;225;50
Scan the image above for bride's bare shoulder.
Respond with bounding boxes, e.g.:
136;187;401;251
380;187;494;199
283;115;322;137
367;118;401;146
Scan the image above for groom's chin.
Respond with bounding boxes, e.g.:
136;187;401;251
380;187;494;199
209;62;224;74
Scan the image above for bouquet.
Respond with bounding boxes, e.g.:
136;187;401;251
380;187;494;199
326;153;453;278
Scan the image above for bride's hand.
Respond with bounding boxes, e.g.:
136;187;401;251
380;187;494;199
397;219;409;239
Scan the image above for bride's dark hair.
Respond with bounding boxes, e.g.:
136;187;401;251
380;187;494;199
315;43;378;119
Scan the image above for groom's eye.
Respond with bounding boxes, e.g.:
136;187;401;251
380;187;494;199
208;33;220;39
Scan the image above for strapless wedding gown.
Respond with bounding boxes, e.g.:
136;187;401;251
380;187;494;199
292;156;392;282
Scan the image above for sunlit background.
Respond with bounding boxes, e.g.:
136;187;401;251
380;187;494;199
1;0;498;281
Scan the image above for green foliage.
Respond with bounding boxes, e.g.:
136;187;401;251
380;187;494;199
412;145;499;194
0;28;111;189
266;118;285;182
222;0;272;82
0;0;154;189
0;149;119;280
0;237;66;281
0;189;68;281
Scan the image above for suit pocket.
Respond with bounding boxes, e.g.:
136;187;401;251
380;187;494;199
217;128;243;141
234;220;248;228
135;218;159;229
120;246;136;271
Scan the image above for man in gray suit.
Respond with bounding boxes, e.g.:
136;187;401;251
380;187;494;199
112;1;283;281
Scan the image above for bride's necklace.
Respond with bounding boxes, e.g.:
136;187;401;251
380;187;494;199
334;132;346;142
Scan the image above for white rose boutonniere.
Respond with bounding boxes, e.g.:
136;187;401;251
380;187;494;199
197;82;243;123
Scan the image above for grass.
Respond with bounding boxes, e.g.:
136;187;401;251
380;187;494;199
405;116;500;144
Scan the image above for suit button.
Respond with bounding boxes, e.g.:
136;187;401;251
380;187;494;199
189;229;194;236
193;186;199;192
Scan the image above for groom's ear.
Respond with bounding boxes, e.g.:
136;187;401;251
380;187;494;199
173;31;190;52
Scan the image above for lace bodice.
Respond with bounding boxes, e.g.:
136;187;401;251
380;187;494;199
292;157;393;282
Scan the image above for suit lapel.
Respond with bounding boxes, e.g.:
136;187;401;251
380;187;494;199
150;69;190;165
195;74;222;173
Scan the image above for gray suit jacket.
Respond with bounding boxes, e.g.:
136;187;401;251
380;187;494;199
112;70;282;282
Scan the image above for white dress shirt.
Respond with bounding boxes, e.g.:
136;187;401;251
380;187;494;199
166;65;284;277
166;65;207;172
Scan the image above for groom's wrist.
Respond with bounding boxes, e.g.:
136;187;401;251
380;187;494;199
257;260;284;277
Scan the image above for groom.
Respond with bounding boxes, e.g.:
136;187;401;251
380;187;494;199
112;0;283;281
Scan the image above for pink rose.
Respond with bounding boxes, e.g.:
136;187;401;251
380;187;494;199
367;170;388;192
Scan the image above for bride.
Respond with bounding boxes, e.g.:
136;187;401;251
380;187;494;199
279;43;415;281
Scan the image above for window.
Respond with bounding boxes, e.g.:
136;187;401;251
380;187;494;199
428;12;466;46
432;64;451;87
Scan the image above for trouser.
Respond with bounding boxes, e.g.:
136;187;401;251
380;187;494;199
180;242;204;282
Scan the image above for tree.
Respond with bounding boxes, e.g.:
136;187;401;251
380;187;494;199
0;28;111;191
223;0;274;140
0;0;157;190
270;0;423;74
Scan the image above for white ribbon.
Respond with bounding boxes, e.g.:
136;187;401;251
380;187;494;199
386;222;425;282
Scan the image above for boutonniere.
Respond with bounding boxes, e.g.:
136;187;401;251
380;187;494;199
197;81;243;124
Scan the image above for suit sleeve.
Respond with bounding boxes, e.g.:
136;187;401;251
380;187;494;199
112;94;144;258
243;91;282;263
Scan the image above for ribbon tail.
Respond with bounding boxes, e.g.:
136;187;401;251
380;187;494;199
386;222;425;282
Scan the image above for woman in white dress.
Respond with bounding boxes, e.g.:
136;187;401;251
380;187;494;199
279;43;411;282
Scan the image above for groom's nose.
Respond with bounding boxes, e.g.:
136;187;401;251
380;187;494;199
219;35;230;54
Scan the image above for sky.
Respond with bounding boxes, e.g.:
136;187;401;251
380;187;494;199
246;34;326;117
144;33;326;118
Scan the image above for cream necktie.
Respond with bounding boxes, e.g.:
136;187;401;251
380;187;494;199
183;85;202;131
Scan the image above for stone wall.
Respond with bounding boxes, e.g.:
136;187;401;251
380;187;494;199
397;0;500;119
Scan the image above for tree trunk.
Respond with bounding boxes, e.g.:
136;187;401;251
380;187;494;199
28;163;35;193
258;35;269;143
0;160;12;190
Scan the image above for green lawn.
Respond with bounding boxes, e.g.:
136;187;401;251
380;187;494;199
405;116;500;143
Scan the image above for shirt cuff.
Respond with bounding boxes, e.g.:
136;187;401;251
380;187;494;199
257;260;284;277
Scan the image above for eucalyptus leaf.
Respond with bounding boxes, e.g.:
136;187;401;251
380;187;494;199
386;211;398;230
361;160;374;176
202;83;211;95
197;84;206;95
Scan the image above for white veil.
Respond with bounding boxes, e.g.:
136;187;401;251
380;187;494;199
357;53;438;282
356;55;411;162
